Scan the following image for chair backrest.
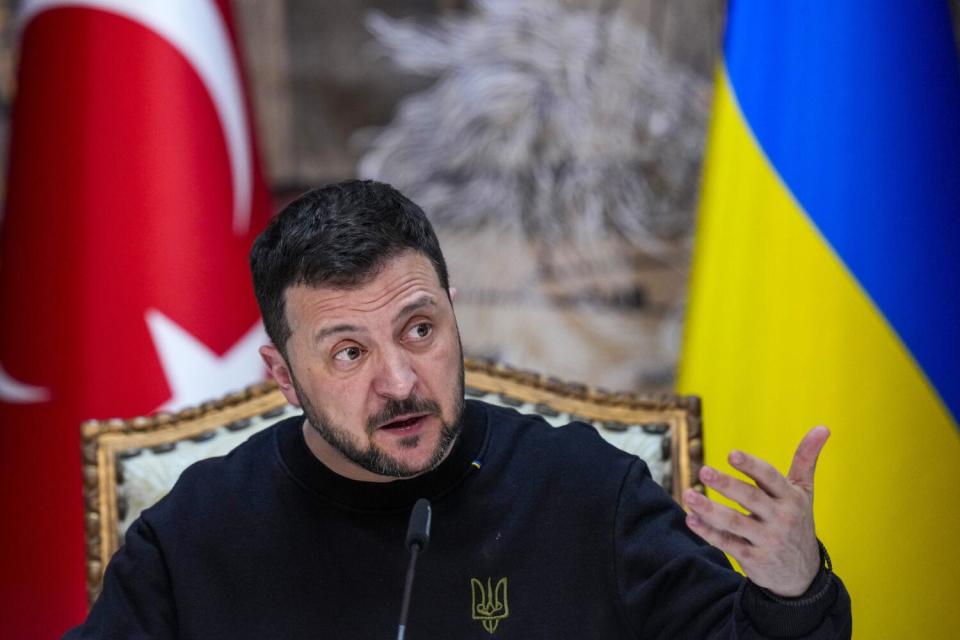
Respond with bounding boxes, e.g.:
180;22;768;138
80;358;703;605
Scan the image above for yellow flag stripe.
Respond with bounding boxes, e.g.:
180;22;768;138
679;67;960;638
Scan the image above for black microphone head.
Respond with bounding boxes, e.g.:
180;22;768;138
405;498;432;552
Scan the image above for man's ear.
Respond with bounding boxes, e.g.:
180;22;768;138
260;344;301;407
448;286;458;301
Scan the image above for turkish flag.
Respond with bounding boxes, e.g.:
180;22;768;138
0;1;272;636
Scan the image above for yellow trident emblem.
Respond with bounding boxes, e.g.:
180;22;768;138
470;577;509;633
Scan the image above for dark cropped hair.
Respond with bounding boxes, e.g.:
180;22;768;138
250;180;450;354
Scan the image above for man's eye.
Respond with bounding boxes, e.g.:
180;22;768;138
333;346;362;361
408;322;432;340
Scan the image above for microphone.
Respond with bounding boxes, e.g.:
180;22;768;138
396;499;431;640
405;498;431;552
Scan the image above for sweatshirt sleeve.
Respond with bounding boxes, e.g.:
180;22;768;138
63;515;178;639
614;458;852;639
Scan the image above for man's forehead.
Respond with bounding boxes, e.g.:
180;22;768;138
282;253;444;331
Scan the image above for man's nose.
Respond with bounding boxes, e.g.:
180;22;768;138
372;347;417;400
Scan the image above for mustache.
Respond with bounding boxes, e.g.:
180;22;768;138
366;395;441;432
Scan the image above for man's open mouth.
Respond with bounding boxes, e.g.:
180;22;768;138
378;414;429;431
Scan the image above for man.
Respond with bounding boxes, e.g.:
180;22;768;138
68;180;851;638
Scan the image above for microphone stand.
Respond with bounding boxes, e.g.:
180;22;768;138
396;499;431;640
396;542;421;640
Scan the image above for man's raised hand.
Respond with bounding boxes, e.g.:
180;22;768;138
682;426;830;597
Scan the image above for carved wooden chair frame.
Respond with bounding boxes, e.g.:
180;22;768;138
80;358;703;604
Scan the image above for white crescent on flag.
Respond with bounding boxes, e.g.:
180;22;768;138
19;0;254;235
0;364;50;403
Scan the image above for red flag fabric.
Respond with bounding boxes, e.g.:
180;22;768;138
0;1;272;635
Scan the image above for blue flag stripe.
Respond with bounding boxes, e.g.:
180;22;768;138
724;0;960;423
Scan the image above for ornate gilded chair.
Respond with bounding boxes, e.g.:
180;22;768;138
80;358;704;605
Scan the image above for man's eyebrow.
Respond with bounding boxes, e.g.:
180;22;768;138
313;297;436;342
395;296;437;322
315;323;365;341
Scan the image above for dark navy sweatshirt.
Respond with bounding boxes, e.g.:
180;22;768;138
67;400;851;638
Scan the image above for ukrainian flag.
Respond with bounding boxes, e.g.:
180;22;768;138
679;2;960;637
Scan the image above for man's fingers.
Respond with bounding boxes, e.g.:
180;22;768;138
683;489;764;544
786;425;830;489
727;449;791;498
698;466;774;520
685;512;752;560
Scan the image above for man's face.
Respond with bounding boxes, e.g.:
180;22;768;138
261;251;465;481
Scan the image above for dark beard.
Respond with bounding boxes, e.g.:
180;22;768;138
291;364;465;479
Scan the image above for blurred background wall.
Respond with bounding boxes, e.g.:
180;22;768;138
230;0;727;393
